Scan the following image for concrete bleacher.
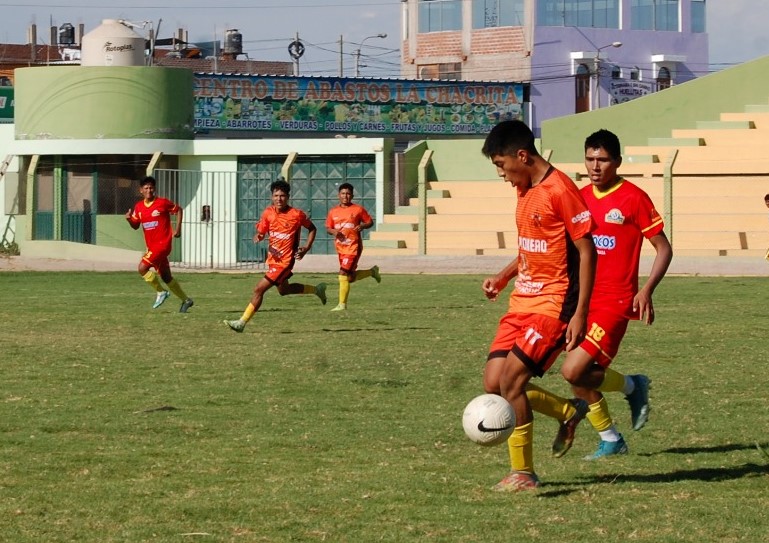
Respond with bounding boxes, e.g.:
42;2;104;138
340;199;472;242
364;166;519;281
366;101;769;257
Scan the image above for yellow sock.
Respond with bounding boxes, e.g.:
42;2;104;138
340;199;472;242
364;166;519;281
240;303;256;323
599;367;626;393
585;397;614;432
526;383;574;422
166;278;188;301
338;275;350;304
301;284;315;294
507;421;534;473
142;270;164;293
355;269;371;280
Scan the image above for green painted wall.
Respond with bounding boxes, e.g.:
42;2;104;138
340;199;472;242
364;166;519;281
97;215;145;251
14;66;194;140
402;141;429;199
422;139;491;181
541;55;769;163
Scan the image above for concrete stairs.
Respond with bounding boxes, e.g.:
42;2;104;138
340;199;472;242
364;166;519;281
366;100;769;257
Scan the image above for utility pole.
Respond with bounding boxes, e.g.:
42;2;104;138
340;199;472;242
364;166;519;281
338;35;344;77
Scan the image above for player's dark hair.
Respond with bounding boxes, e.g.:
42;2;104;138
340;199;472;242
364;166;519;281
585;129;622;160
338;182;354;193
764;193;769;200
481;120;539;158
140;175;157;187
270;179;291;194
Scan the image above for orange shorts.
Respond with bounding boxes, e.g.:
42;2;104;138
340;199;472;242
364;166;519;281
264;263;294;285
488;313;568;377
337;252;361;275
579;309;630;368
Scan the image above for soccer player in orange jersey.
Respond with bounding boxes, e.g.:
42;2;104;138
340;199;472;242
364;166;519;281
479;120;597;491
126;176;194;313
325;183;381;311
552;129;673;459
224;179;327;333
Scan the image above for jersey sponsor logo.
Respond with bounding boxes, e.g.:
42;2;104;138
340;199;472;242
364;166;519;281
515;278;544;294
142;220;159;230
571;210;592;224
518;236;548;253
604;208;625;225
592;234;616;250
271;232;293;241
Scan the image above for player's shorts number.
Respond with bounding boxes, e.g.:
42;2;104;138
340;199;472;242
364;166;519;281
587;322;606;342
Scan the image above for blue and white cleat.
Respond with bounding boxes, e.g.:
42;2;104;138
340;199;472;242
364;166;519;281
153;290;171;309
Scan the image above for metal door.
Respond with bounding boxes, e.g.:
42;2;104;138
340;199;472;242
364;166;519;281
290;157;376;254
237;159;283;262
62;160;96;244
33;163;55;240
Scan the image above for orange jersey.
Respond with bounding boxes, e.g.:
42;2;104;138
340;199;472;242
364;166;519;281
509;167;595;321
325;203;372;256
257;206;313;268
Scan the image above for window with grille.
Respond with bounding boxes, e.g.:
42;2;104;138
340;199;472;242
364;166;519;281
472;0;525;28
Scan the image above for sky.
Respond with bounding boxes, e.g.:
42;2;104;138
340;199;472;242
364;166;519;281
0;0;767;78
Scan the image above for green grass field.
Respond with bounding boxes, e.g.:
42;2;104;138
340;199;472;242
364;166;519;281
1;271;767;542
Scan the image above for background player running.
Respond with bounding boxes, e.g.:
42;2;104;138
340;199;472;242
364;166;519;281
325;183;381;311
126;176;194;313
224;179;327;333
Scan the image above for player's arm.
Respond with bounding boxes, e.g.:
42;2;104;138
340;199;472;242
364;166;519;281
254;215;268;242
356;215;374;232
325;212;338;237
173;206;183;238
634;231;673;325
125;208;140;230
565;235;597;351
483;256;519;301
296;222;317;260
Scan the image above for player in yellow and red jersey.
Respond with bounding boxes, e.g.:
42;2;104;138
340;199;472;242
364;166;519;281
325;183;381;311
126;176;194;313
224;179;327;333
551;129;672;459
479;120;597;491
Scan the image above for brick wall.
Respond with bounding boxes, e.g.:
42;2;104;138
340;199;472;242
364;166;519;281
414;32;463;58
470;28;527;55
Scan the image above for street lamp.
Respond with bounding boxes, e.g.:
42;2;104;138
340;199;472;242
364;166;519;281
355;33;387;77
594;41;622;109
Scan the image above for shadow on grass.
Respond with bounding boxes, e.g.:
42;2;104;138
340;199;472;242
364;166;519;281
319;327;432;333
637;443;769;456
537;461;769;498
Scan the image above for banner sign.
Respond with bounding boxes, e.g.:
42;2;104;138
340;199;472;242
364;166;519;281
193;74;524;135
609;80;654;105
0;87;13;122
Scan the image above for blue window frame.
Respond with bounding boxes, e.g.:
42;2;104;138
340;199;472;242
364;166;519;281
631;0;679;31
537;0;619;28
691;0;706;33
419;0;462;33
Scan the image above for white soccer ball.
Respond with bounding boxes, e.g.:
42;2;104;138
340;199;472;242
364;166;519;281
462;394;516;446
